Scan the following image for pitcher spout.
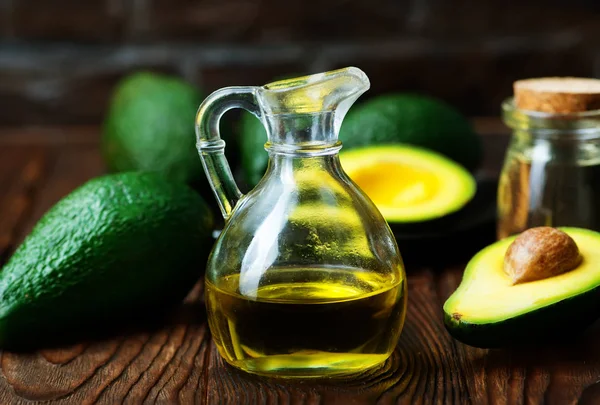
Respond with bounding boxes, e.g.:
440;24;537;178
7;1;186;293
257;67;370;147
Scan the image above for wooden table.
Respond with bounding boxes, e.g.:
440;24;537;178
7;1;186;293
0;121;599;404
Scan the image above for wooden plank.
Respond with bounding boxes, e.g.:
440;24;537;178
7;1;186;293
12;144;106;244
0;126;99;146
0;145;47;263
0;285;211;404
376;269;472;404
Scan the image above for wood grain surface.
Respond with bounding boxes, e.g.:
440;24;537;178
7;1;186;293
0;123;598;404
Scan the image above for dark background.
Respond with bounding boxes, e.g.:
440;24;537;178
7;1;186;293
1;0;599;126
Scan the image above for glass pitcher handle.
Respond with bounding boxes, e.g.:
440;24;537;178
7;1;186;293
195;86;261;220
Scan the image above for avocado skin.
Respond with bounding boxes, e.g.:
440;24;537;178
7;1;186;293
339;93;482;172
101;72;204;186
444;285;600;348
239;111;268;188
0;172;214;349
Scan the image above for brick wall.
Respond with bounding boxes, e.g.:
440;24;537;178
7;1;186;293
0;0;599;125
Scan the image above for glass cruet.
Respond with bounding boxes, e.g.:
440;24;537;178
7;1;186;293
194;67;408;378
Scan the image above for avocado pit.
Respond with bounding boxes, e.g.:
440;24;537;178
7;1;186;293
504;227;582;285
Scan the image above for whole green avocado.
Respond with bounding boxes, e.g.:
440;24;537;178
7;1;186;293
0;172;214;348
101;72;205;186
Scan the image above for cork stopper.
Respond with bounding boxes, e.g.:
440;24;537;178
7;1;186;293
514;77;600;114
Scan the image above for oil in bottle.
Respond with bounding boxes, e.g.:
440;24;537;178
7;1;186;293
205;266;407;378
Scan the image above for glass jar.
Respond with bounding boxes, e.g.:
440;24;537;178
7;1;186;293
497;98;600;239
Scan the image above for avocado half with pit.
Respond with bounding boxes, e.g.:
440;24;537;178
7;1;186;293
443;227;600;348
339;144;477;224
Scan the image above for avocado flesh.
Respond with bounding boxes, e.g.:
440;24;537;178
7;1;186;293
339;144;476;223
444;227;600;348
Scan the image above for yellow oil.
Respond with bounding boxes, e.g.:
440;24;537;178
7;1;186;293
205;267;407;378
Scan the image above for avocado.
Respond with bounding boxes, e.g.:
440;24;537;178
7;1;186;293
0;172;214;348
339;144;476;224
239;92;483;189
443;227;600;348
101;72;205;185
239;111;268;188
339;93;482;172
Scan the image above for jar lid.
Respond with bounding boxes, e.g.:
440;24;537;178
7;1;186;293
514;77;600;114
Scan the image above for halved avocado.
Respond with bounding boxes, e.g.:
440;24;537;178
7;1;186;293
339;144;477;224
443;227;600;348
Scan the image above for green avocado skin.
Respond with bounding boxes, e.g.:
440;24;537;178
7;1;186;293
444;285;600;348
239;111;269;188
101;72;205;187
0;172;214;348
